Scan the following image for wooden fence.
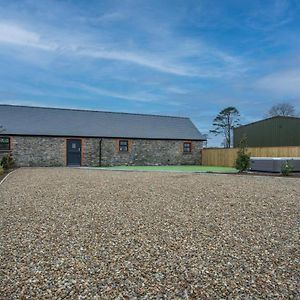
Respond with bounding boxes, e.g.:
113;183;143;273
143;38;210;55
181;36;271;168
201;146;300;167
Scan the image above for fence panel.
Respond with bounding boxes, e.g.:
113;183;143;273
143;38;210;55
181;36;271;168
201;146;300;167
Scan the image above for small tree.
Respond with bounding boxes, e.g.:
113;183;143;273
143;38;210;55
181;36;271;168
210;107;240;148
281;161;294;176
235;136;250;172
267;102;296;117
0;154;15;170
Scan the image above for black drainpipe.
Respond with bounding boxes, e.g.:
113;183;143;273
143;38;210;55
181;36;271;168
99;138;102;167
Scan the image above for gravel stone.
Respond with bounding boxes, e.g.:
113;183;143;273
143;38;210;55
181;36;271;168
0;168;299;299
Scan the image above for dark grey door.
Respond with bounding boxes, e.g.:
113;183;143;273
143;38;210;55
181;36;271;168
67;139;81;166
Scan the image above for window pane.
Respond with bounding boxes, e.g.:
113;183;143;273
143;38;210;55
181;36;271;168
183;142;191;152
119;140;128;152
0;137;10;150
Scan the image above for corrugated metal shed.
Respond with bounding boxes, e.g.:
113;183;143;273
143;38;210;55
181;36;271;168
0;104;205;140
234;116;300;147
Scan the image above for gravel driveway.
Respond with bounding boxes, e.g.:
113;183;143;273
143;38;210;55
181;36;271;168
0;168;299;299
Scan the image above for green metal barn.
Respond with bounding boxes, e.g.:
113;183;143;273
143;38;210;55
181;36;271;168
233;116;300;147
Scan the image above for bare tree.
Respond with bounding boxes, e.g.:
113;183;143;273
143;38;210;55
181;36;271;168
267;102;296;117
0;125;4;133
210;107;240;148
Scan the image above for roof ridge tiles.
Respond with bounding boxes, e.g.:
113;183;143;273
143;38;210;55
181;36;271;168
0;104;189;120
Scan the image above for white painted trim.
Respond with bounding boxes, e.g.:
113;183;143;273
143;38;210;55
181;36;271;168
0;169;17;186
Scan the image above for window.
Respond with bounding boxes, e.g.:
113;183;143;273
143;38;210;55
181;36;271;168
119;140;128;152
0;137;10;151
183;142;192;153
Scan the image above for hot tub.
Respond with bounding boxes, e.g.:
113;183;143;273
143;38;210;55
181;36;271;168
250;157;300;172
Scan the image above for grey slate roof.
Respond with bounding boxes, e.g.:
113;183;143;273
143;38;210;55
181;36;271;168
0;105;204;140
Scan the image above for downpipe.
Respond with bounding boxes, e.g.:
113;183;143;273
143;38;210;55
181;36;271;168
99;138;102;167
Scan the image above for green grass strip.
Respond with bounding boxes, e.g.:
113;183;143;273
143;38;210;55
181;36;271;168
102;165;237;173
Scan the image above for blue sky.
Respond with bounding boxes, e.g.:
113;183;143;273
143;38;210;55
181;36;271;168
0;0;300;146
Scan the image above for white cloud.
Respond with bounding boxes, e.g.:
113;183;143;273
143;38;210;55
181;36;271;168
0;21;246;78
76;83;161;103
0;22;203;76
0;22;197;76
89;12;126;24
165;86;189;95
0;22;54;50
256;69;300;96
0;23;38;45
79;48;198;77
246;0;293;31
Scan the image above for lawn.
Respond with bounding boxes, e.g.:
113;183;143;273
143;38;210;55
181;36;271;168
103;165;237;173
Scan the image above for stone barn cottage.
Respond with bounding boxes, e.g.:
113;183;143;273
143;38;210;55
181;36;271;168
0;105;205;167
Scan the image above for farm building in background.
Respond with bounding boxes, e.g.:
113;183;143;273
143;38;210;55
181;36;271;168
233;116;300;147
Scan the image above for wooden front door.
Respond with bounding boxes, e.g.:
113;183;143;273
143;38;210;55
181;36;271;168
67;139;81;166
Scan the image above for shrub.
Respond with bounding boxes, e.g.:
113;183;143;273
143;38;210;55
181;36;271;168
0;154;15;170
235;136;250;172
0;165;4;176
281;161;294;176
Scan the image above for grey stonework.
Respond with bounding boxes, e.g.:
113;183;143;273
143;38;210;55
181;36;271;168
8;136;100;167
11;136;65;167
83;138;101;167
100;138;202;166
6;136;202;167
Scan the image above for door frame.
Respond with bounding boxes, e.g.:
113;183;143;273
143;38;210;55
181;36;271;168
66;138;83;166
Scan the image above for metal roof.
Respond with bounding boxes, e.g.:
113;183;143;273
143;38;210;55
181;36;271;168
0;105;204;140
236;115;300;129
233;115;300;147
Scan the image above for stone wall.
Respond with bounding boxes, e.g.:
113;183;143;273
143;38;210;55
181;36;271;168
6;136;202;167
100;138;202;166
11;136;66;167
8;136;101;167
83;138;100;167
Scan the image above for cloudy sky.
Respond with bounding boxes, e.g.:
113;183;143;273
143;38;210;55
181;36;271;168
0;0;300;146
